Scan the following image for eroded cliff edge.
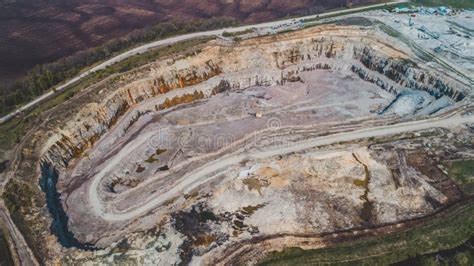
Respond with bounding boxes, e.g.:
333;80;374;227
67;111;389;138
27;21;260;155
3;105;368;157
3;21;472;264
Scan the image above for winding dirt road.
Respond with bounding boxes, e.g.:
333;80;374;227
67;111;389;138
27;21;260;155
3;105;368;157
0;1;407;125
89;112;474;222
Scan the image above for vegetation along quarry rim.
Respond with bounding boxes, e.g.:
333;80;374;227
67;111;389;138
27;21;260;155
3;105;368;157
1;0;474;265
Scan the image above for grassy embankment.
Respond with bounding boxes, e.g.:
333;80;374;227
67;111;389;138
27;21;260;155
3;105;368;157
0;18;238;117
449;160;474;196
449;160;474;184
259;202;474;265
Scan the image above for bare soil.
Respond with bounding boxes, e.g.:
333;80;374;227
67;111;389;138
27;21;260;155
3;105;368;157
0;0;382;83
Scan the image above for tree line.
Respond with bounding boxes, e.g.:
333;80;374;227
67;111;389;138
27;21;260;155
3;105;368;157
0;17;239;117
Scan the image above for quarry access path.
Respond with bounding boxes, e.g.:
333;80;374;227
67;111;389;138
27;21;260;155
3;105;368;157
0;203;39;266
0;0;408;125
89;112;474;222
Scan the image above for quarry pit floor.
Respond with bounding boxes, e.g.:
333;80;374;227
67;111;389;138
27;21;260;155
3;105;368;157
31;9;474;264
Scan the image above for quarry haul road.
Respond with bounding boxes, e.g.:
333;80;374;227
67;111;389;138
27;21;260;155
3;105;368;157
0;1;407;125
90;113;474;222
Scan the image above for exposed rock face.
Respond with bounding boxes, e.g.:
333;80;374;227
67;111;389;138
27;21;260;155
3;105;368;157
33;23;471;264
41;25;468;173
355;48;466;101
199;147;452;265
42;61;223;170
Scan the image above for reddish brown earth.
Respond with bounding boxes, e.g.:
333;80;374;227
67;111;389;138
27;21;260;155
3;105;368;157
0;0;382;83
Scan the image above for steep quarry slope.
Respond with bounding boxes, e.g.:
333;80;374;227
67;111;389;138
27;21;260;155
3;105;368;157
34;23;472;264
0;0;381;81
43;24;468;172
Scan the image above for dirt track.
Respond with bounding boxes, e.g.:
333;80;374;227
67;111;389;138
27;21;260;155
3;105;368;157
89;112;474;222
0;203;39;266
208;196;474;265
0;0;385;81
0;1;407;124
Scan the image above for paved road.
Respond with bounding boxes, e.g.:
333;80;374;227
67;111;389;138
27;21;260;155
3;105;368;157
0;0;407;125
90;113;474;222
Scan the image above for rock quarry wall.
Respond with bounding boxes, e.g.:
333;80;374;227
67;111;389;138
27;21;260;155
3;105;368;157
41;25;469;181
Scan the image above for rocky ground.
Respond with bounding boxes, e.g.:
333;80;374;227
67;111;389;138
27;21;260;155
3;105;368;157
1;9;474;265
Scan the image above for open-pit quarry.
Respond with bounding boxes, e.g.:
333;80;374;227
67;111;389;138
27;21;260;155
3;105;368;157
2;9;474;265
